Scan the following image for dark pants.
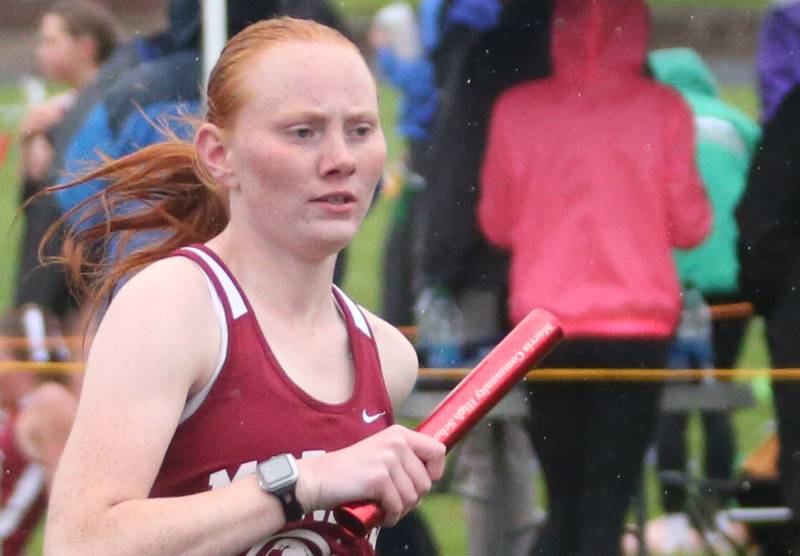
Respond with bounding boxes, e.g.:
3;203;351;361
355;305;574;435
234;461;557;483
527;338;667;556
766;285;800;544
656;314;747;512
15;177;75;318
376;510;438;556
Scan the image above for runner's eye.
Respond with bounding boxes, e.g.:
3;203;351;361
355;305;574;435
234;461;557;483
351;124;372;138
290;126;314;139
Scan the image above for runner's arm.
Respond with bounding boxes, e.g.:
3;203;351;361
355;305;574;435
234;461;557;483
44;257;293;556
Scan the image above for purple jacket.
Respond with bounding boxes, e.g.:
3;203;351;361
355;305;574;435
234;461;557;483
757;0;800;122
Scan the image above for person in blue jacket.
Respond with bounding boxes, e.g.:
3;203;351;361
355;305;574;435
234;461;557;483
53;1;352;282
54;1;348;219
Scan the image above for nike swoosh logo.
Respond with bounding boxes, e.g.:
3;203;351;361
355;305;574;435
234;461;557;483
362;409;386;424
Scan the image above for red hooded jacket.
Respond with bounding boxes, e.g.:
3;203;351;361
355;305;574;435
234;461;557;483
478;0;711;338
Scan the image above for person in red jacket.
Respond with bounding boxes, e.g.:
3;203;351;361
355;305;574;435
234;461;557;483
478;1;711;554
0;305;78;556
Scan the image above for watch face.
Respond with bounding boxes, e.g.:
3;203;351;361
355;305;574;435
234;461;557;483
262;456;294;482
259;454;298;491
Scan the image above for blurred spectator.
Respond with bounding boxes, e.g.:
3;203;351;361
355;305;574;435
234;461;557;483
756;0;800;124
478;1;711;554
52;0;347;215
416;1;553;554
736;81;800;551
15;0;123;332
743;4;800;550
370;0;441;326
0;305;78;556
51;0;203;218
51;0;352;283
647;46;760;552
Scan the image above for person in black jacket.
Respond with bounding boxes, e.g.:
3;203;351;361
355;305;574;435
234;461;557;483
415;2;553;554
420;0;552;298
736;82;800;548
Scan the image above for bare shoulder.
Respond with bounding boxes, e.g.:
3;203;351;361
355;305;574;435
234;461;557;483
89;255;221;397
112;255;210;304
104;255;215;333
361;308;418;410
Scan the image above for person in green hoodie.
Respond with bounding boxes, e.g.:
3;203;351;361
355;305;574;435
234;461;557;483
646;47;761;551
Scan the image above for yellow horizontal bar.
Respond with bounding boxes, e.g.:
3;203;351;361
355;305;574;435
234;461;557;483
420;367;791;381
0;337;85;349
0;361;84;373
0;360;795;382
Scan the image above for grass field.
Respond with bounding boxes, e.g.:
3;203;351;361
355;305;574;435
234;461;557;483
0;45;778;556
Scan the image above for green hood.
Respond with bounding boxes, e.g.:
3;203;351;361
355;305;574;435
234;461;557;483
649;47;761;296
648;47;719;98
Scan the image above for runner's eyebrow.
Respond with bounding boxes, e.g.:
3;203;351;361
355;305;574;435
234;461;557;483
278;108;378;123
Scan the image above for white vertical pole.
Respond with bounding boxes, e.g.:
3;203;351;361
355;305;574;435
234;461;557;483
202;0;228;89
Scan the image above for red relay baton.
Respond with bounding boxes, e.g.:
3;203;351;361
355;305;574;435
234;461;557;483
334;308;563;536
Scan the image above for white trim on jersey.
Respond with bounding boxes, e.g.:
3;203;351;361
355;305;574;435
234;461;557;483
0;463;45;540
333;285;372;338
183;247;247;319
180;273;229;424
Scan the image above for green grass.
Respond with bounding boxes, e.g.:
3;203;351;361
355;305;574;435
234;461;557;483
0;88;23;313
0;151;21;312
722;85;761;121
335;0;419;18
341;85;401;312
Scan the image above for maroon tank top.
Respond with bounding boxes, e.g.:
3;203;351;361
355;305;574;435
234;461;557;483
150;244;393;555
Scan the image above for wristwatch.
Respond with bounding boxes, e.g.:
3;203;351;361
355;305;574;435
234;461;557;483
256;453;304;522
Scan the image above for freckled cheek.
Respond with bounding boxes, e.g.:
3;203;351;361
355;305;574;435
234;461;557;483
240;147;305;190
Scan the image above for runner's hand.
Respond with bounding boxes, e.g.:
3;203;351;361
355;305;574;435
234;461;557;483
295;424;445;526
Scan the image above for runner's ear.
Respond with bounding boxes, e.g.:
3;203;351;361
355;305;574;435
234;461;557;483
195;123;237;190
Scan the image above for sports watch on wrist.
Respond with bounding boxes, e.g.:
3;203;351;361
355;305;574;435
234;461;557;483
256;453;304;523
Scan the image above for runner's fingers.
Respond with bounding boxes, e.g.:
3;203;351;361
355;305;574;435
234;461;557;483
403;429;446;462
379;480;404;526
388;456;421;510
425;452;446;482
400;448;433;497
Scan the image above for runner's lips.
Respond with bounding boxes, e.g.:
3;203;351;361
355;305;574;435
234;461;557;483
312;191;356;204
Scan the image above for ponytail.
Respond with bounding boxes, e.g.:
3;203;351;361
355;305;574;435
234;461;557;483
41;135;228;309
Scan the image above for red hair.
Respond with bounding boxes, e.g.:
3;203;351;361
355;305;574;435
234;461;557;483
42;17;359;310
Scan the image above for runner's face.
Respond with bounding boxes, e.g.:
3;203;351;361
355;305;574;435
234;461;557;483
225;41;386;260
